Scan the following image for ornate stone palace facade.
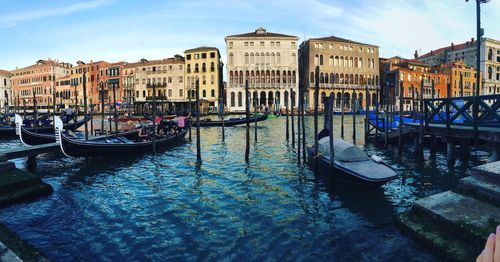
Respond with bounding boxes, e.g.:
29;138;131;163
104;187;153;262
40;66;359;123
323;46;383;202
299;36;380;111
225;28;299;112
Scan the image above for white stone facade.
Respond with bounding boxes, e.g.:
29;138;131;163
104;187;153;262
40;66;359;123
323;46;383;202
225;28;299;112
0;70;12;112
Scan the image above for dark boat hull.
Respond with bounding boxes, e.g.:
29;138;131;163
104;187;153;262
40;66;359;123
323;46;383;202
1;115;91;138
306;147;396;186
198;114;268;127
21;125;140;146
59;129;188;157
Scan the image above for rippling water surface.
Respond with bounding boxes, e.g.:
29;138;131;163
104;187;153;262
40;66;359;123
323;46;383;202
0;116;491;261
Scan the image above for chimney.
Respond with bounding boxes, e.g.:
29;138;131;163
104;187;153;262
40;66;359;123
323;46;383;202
414;50;419;59
471;37;474;43
451;43;454;50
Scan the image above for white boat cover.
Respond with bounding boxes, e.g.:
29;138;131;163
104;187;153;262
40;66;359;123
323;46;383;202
317;137;370;162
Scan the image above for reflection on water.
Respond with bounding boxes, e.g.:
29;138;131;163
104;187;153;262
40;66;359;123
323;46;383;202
0;115;490;261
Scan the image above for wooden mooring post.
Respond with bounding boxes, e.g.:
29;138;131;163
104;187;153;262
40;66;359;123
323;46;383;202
83;69;89;141
340;88;345;140
364;85;369;142
314;66;320;164
100;82;105;134
418;79;424;160
301;81;307;162
352;93;356;144
399;81;404;154
411;84;416;122
188;88;192;142
375;86;380;143
196;80;201;164
152;83;157;153
328;94;335;168
285;91;289;142
297;84;302;164
291;88;295;148
245;80;250;162
384;83;389;149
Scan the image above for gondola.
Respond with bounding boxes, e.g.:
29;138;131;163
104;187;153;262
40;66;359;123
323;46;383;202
307;133;398;186
55;116;188;157
142;113;177;122
198;113;268;127
2;114;91;138
19;122;141;146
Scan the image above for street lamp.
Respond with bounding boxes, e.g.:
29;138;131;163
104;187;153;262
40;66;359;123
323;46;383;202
466;0;490;96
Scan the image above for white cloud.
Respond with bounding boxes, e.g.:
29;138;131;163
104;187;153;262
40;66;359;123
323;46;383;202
0;0;111;27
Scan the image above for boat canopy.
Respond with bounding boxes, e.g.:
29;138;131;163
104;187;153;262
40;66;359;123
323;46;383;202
318;137;370;162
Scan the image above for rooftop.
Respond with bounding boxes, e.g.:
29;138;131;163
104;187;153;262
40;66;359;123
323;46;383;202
184;46;219;53
0;69;10;76
419;38;476;59
226;27;298;39
308;35;376;47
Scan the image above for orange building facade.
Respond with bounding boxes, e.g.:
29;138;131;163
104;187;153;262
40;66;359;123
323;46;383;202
11;59;71;112
439;60;481;97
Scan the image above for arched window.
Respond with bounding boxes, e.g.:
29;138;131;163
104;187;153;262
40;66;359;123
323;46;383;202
211;74;215;84
195;63;199;73
329;55;333;66
245;53;249;64
330;73;334;84
488;66;493;79
202;75;206;85
210;62;215;72
335;73;339;84
266;52;270;63
230;92;235;107
354;57;358;68
202;63;206;72
187;64;191;73
261;52;265;63
276;52;280;63
271;53;275;63
255;53;259;64
320;55;324;66
229;53;234;64
238;92;242;107
202;89;206;98
349;57;353;67
310;72;314;83
359;58;363;68
488;48;493;60
314;54;319;65
334;56;339;66
211;89;215;97
340;56;344;67
250;53;254;64
320;72;324;83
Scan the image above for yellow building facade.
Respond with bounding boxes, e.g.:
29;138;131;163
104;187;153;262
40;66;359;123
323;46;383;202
184;47;222;111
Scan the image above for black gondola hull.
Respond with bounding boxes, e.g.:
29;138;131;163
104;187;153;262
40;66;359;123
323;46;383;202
198;114;268;127
0;115;91;138
60;129;188;157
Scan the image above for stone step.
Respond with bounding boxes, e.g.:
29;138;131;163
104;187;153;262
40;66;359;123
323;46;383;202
0;183;53;208
0;169;42;195
395;211;478;262
413;191;500;251
459;175;500;205
471;161;500;184
0;161;15;173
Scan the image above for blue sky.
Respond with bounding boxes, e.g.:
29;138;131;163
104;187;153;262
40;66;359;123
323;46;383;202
0;0;499;70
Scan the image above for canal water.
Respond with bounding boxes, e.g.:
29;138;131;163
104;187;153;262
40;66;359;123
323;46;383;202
0;116;491;261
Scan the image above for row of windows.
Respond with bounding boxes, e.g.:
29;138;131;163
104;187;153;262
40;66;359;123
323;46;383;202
310;72;379;86
186;52;216;60
228;70;296;85
186;75;216;87
139;77;184;85
239;52;291;64
400;73;446;85
314;55;375;68
313;43;375;53
487;65;500;80
186;62;216;73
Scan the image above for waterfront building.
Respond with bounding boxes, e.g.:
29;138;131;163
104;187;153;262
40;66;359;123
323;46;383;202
225;27;298;112
98;62;125;113
184;47;222;112
11;59;71;113
0;70;12;111
124;55;185;103
298;36;379;111
54;61;109;112
382;58;448;111
418;37;500;95
439;60;482;97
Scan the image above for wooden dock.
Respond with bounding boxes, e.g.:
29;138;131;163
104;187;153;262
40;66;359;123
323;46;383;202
0;143;60;161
